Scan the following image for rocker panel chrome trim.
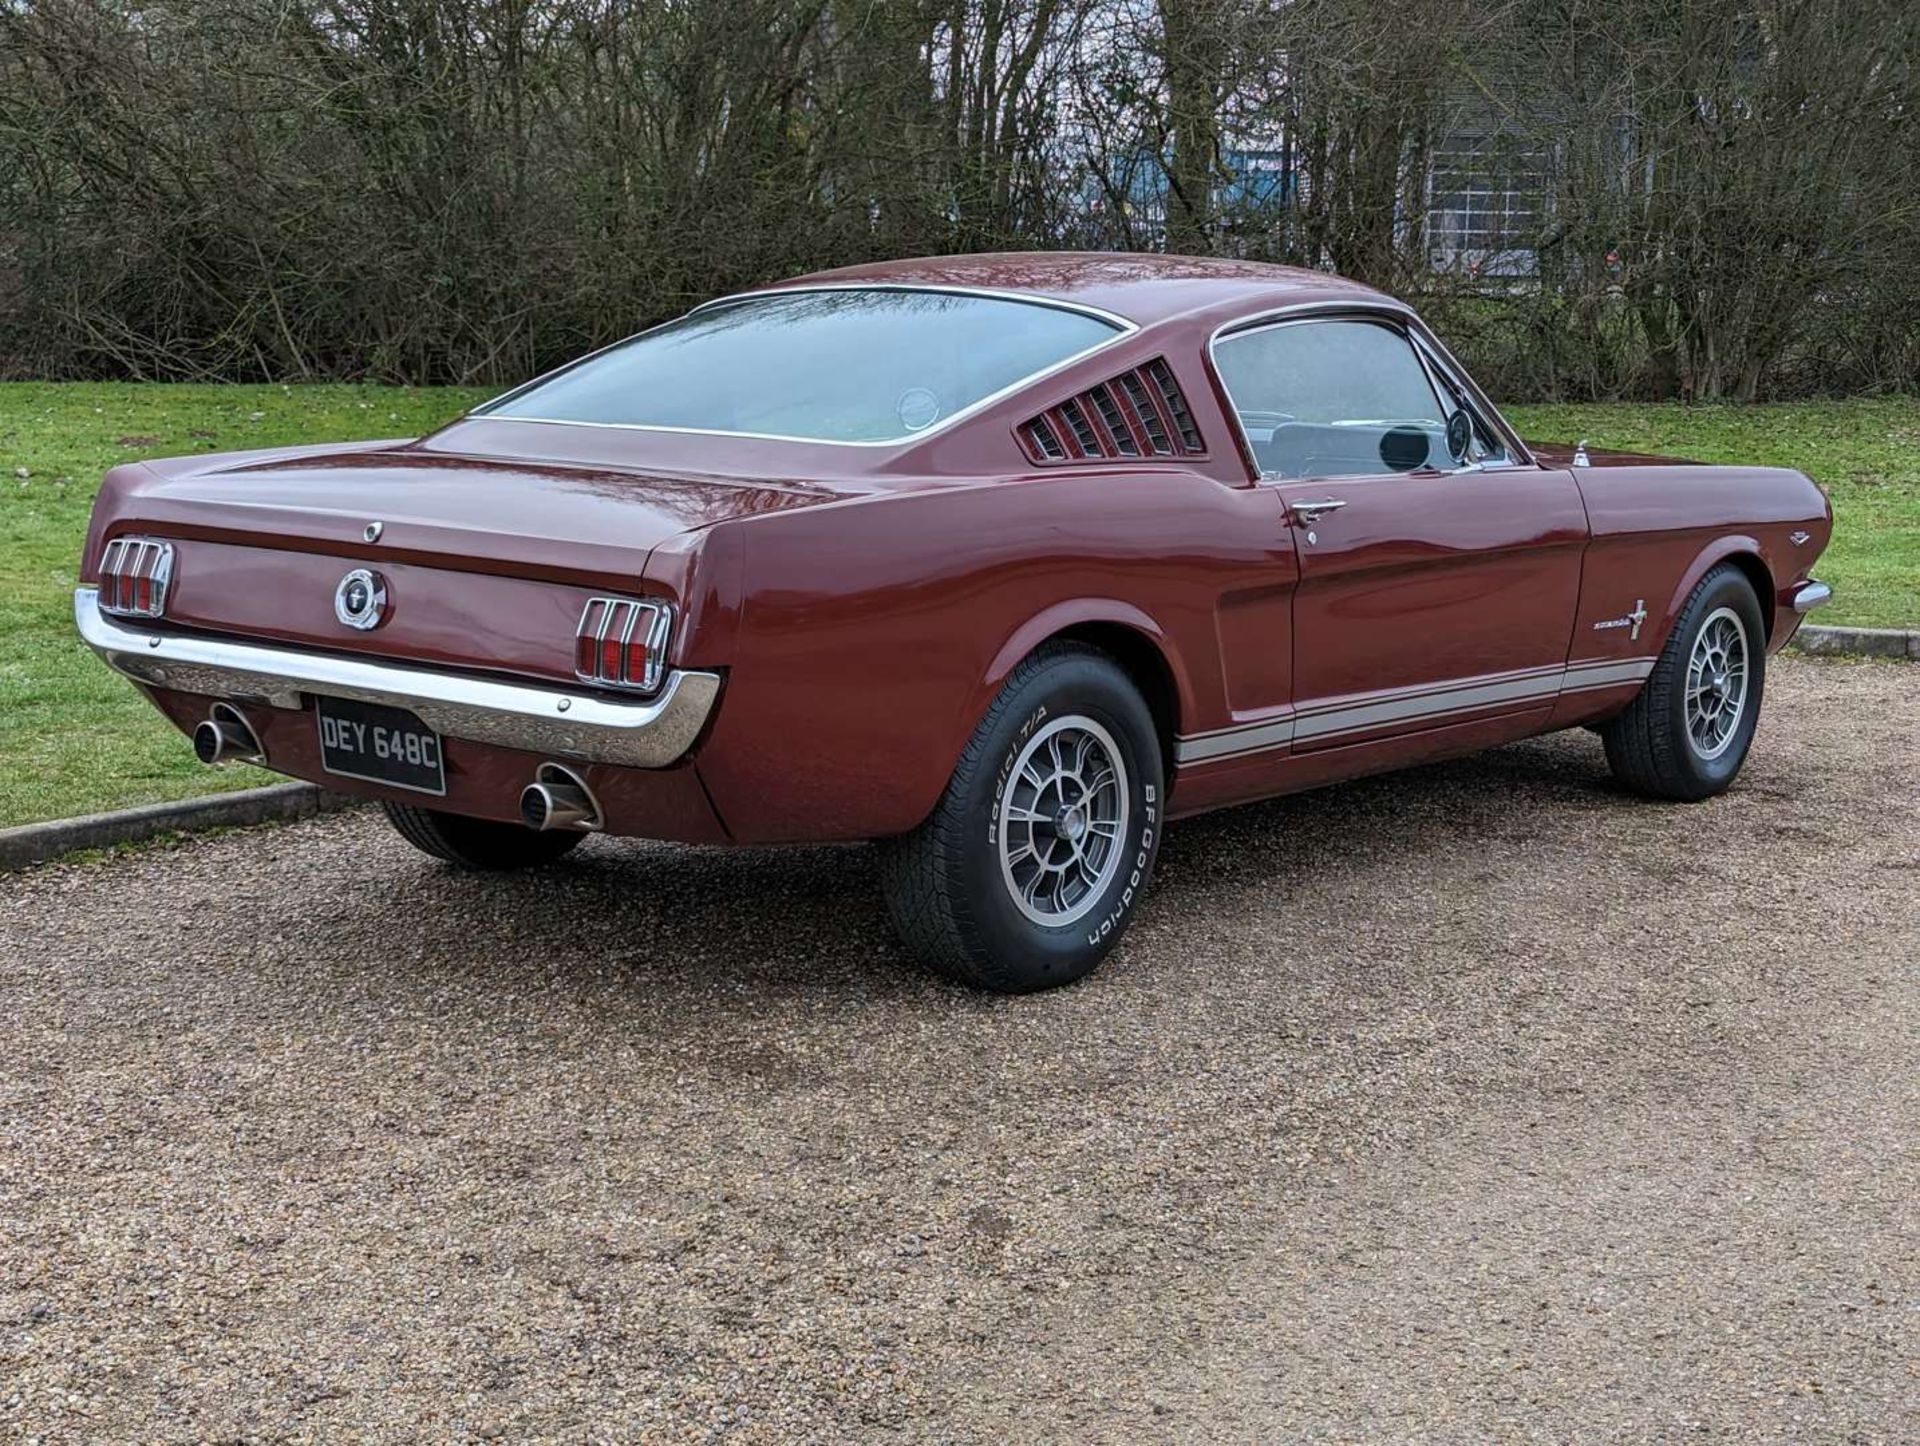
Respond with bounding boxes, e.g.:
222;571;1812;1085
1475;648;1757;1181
1292;668;1559;742
1174;657;1656;766
1175;716;1297;764
1559;657;1659;693
76;588;720;769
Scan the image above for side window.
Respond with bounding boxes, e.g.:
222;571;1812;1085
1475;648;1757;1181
1214;318;1488;479
1416;342;1510;467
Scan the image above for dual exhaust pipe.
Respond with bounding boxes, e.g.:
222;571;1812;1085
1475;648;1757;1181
193;704;263;766
520;763;602;832
193;706;598;834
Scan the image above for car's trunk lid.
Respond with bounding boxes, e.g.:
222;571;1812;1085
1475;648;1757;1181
89;440;852;687
108;442;846;586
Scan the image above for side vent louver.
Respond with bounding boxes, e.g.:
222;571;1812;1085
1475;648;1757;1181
1058;398;1101;455
1017;357;1205;465
1145;358;1204;453
1022;417;1067;460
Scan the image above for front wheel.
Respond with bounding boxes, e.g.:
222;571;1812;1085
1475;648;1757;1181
879;643;1164;993
1600;563;1766;801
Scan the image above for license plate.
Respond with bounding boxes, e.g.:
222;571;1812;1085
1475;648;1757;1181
316;696;446;795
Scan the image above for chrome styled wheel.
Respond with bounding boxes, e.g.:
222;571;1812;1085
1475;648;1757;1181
1684;605;1750;761
1600;563;1766;802
879;643;1164;992
997;715;1131;926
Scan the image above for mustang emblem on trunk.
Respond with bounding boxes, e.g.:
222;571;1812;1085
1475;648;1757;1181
1593;599;1648;640
334;568;388;631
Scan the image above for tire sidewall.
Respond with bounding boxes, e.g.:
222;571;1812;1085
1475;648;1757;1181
957;656;1163;988
1663;570;1766;791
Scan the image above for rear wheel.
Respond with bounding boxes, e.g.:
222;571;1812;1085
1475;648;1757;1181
1600;564;1766;801
879;643;1164;993
381;801;584;870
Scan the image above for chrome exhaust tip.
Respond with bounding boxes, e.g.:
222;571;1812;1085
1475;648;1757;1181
519;763;601;832
193;706;263;766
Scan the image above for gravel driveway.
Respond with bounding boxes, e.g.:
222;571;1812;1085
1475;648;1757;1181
3;655;1915;1443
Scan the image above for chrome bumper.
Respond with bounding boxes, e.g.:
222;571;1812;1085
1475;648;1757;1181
1791;578;1832;614
75;587;720;768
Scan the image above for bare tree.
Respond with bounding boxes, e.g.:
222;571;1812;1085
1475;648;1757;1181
0;0;1913;398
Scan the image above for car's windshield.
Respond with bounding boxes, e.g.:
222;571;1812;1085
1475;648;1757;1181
480;288;1125;443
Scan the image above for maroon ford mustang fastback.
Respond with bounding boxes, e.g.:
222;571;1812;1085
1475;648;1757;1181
78;253;1833;991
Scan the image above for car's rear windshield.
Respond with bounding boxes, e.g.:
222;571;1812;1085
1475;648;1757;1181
478;288;1124;444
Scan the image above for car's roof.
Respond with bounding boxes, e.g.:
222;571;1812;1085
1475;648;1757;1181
755;251;1395;328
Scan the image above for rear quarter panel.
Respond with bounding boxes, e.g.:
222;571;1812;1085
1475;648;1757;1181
688;470;1295;843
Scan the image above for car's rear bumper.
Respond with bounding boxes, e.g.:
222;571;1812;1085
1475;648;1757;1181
1791;577;1832;613
76;586;721;769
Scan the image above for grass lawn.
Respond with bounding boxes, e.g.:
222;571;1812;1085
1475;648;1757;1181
1;384;489;829
1509;399;1920;631
1;385;1914;829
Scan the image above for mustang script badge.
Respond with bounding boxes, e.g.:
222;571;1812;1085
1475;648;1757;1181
1592;598;1648;640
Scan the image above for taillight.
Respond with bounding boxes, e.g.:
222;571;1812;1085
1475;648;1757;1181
574;596;671;693
98;537;175;618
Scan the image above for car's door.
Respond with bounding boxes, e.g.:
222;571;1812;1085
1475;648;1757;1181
1212;311;1588;751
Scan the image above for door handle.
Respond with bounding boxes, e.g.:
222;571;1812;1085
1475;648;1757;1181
1290;498;1347;524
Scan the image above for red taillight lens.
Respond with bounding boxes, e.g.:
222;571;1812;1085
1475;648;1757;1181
574;596;670;694
576;599;606;677
98;537;174;618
